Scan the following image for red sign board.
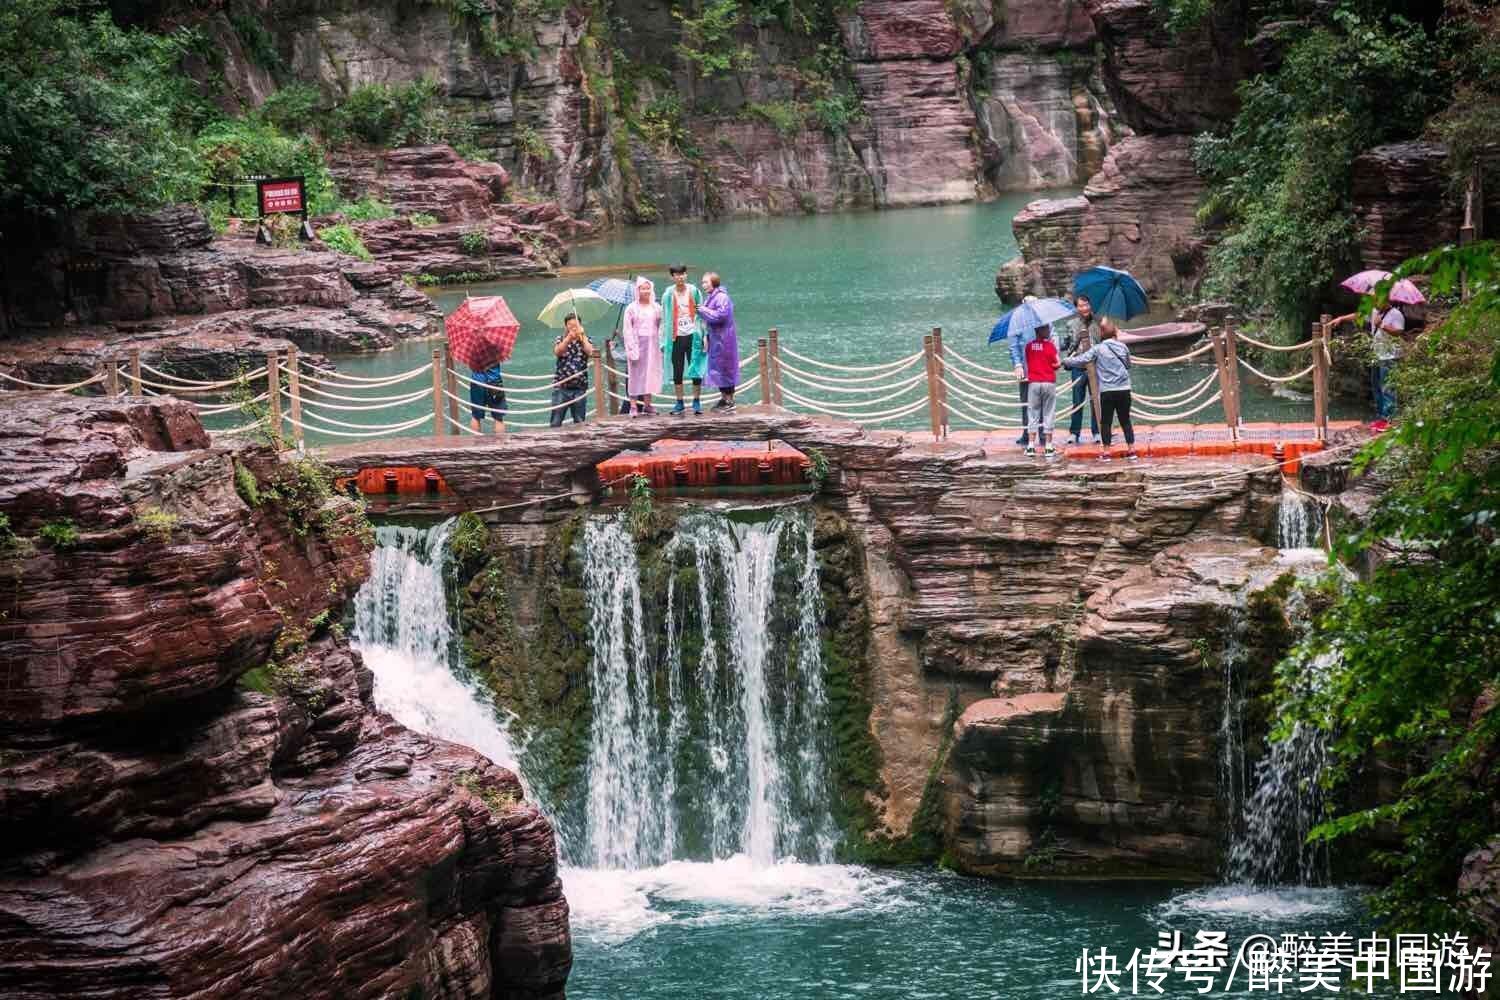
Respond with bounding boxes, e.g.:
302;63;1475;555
257;177;306;216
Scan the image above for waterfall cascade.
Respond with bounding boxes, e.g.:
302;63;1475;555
1276;488;1323;551
352;522;524;778
1221;579;1335;886
578;508;837;870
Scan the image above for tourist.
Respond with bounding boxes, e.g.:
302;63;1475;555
623;276;663;417
1062;318;1137;462
551;312;594;427
1024;323;1061;458
1062;294;1101;445
661;264;708;415
1008;295;1040;448
468;362;507;434
698;271;739;412
1332;304;1406;430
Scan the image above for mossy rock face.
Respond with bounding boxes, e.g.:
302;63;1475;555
447;502;885;859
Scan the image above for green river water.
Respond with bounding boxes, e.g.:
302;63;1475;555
263;197;1359;444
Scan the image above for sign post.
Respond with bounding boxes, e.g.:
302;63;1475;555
254;176;312;245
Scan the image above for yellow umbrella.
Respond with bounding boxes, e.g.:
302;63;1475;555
537;287;614;328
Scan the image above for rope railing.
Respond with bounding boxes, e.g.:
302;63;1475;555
0;370;106;391
1131;341;1217;366
1235;331;1316;353
776;352;926;385
780;346;922;374
1239;358;1316;385
1;322;1340;446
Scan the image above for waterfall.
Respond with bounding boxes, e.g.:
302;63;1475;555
1216;602;1250;857
577;508;837;870
352;522;524;777
1276;488;1322;551
1223;581;1337;886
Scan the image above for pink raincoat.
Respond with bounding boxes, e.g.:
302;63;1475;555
623;277;664;398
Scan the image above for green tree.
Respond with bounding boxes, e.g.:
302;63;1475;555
0;0;205;217
1276;241;1500;931
1194;5;1443;336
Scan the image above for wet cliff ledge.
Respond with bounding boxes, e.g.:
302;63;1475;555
0;394;570;1000
327;412;1286;874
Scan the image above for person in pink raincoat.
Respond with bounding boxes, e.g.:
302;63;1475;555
623;276;664;416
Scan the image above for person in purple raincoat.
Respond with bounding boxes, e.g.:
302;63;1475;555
697;271;739;412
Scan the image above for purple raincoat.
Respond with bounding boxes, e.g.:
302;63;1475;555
698;286;739;390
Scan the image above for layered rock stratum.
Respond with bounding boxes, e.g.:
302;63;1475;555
0;394;570;1000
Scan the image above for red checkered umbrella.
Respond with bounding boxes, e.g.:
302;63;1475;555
445;295;521;370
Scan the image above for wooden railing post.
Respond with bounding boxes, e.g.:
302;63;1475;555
128;349;142;396
101;357;119;396
768;328;783;406
922;334;941;441
1311;322;1328;441
757;338;771;410
286;344;304;448
430;348;446;439
265;353;283;445
932;326;949;439
591;352;606;422
444;348;464;436
1210;329;1234;432
1222;327;1242;430
604;338;621;415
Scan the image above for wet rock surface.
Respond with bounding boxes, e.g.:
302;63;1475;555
1000;134;1210;300
324;411;1282;868
0;395;570;1000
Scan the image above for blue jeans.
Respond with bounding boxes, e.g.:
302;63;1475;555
1069;368;1098;438
1371;362;1396;418
550;385;588;426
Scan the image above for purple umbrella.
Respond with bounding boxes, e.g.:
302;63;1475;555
1341;269;1426;305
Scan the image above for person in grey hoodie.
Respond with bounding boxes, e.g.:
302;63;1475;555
1061;318;1137;462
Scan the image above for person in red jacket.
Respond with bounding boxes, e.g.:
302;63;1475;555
1024;323;1061;458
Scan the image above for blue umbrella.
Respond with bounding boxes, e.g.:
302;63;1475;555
1072;266;1148;320
587;277;636;306
988;297;1077;344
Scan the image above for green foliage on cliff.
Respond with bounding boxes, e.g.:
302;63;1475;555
318;223;372;261
1194;3;1445;336
1274;242;1500;931
0;0;207;218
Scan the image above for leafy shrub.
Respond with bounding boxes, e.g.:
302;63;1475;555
1194;7;1444;335
256;84;321;132
234;461;261;507
136;507;180;542
336;196;395;221
330;78;448;146
745;101;808;137
196;116;338;217
513;123;552;161
460;228;489;255
37;519;79;550
408;212;439;227
811;92;860;133
0;0;206;218
319;223;372;261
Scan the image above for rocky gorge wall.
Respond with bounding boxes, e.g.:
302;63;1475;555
329;412;1315;876
0;394;570;999
193;0;1122;227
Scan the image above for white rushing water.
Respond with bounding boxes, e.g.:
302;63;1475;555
1276;487;1323;551
352;522;524;777
578;508;837;870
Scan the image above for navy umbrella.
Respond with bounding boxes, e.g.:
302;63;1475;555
988;297;1077;344
1072;266;1149;320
